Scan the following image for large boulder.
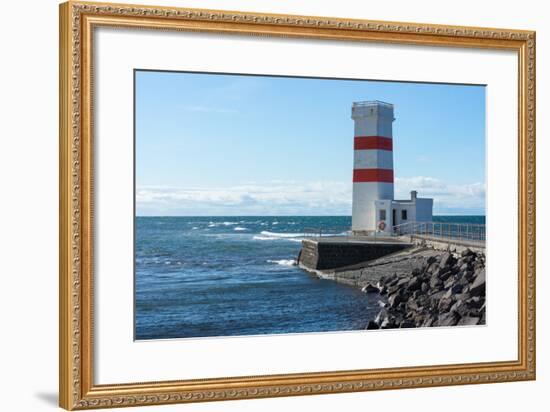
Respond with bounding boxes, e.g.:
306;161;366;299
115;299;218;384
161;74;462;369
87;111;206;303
362;283;380;293
407;275;422;292
438;268;453;282
366;320;380;330
461;248;474;257
439;252;456;269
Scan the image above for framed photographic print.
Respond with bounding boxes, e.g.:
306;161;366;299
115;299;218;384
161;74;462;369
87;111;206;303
59;1;536;409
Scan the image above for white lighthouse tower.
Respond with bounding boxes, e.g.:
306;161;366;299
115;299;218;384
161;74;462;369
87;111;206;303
351;100;433;234
351;101;395;233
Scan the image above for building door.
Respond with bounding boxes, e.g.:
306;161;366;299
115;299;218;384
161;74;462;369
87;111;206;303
392;209;397;228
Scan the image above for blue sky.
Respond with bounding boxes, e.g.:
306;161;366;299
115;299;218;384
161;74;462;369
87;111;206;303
135;70;486;216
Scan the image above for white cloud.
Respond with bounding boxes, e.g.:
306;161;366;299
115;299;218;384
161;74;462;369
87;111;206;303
395;176;485;214
136;181;353;216
137;177;485;216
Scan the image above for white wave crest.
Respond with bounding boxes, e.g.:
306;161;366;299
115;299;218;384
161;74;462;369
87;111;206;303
234;227;248;231
260;231;302;238
267;259;297;266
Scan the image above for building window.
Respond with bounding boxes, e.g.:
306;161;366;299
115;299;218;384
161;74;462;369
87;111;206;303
401;210;408;220
379;210;386;221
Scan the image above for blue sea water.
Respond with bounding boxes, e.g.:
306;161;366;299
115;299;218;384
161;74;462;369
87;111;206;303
135;215;485;340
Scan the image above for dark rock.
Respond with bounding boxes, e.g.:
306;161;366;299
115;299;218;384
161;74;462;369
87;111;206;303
356;250;485;331
396;302;407;312
429;290;445;305
411;290;422;300
421;282;429;293
381;316;398;329
430;274;443;289
478;310;486;325
366;320;380;330
464;270;476;282
444;278;455;290
407;299;420;312
439;252;455;269
438;268;453;282
461;248;474;257
470;268;486;297
436;311;461;327
450;300;469;317
473;266;484;278
396;277;410;288
375;309;387;325
451;283;464;294
426;262;439;274
438;297;454;313
427;256;437;265
453;292;470;301
459;263;470;272
465;296;484;310
416;295;430;308
407;276;422;291
387;285;400;296
386;275;399;287
362;283;379;293
463;254;475;264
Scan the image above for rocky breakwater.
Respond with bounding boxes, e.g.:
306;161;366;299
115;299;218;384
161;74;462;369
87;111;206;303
365;249;486;329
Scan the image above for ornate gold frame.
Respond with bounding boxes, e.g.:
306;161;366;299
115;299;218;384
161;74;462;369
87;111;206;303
59;1;536;409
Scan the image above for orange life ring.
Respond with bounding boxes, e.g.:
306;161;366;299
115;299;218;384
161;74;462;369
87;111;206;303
378;221;386;231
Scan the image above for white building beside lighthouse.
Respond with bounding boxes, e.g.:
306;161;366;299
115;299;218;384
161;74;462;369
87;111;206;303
351;101;433;234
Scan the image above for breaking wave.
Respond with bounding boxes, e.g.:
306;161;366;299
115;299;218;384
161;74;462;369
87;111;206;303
260;231;302;238
267;259;297;267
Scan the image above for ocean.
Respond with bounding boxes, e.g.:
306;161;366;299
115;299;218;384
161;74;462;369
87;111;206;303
135;215;485;340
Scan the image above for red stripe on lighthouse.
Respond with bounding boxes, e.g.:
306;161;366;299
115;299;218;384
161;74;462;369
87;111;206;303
353;169;394;183
354;136;393;151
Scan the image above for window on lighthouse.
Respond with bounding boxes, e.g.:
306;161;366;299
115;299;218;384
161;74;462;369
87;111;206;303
379;210;386;221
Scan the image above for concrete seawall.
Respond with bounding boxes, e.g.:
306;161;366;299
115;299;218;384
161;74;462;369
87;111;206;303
298;237;412;271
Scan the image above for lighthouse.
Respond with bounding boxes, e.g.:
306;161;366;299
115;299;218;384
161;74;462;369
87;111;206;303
352;101;395;232
351;101;433;234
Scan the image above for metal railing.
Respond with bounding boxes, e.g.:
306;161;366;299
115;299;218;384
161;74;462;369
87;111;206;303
392;221;486;242
352;100;393;108
303;226;352;238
